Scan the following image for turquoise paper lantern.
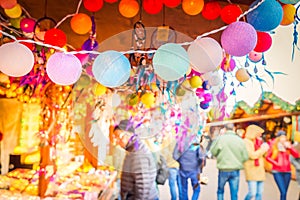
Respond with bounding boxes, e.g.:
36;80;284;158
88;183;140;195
92;50;131;88
246;0;283;32
279;0;299;4
153;43;189;81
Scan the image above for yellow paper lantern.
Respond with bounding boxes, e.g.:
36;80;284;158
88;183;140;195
70;13;92;35
189;75;203;88
4;3;22;18
119;0;140;18
280;4;296;26
141;92;155;107
93;83;107;96
235;68;250;82
182;0;204;16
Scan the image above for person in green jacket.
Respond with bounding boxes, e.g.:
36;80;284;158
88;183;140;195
210;123;249;200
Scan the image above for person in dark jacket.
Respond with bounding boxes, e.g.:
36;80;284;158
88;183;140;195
113;119;158;200
173;135;206;200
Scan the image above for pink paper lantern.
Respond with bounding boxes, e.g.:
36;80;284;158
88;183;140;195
248;51;263;63
46;52;82;86
0;42;34;77
20;18;36;33
221;21;257;57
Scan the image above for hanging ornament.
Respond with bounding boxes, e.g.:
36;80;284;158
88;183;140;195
220;54;236;72
83;0;104;12
20;18;36;33
163;0;181;8
119;0;140;18
143;0;163;15
71;13;92;35
235;68;250;82
281;4;296;26
201;2;222;20
44;28;67;48
254;31;272;52
182;0;204;16
220;4;243;24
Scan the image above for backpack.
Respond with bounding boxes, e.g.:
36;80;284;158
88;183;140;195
156;154;169;185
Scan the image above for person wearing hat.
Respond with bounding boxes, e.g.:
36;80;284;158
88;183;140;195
210;123;249;200
112;119;158;200
266;130;300;200
243;124;269;200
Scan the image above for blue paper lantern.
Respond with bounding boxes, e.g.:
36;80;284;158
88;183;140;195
246;0;283;32
92;50;131;88
153;43;190;81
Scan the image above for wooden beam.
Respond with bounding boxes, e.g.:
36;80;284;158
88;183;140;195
207;112;300;127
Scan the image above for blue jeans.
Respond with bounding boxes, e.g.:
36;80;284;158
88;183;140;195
179;170;200;200
273;172;291;200
244;181;264;200
217;170;240;200
168;168;181;200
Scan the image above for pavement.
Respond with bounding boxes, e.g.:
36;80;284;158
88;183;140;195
158;159;299;200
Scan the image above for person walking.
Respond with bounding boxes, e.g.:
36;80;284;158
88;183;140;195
112;119;158;200
265;130;300;200
173;136;206;200
210;123;249;200
290;140;300;200
243;124;269;200
161;136;181;200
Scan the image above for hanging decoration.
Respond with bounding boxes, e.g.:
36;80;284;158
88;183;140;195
70;13;92;34
254;31;272;52
0;42;34;77
118;0;140;18
92;50;131;87
182;0;204;16
153;43;189;81
187;37;223;73
220;4;243;24
143;0;163;15
281;4;297;26
201;2;222;20
246;0;283;31
221;21;257;57
83;0;104;12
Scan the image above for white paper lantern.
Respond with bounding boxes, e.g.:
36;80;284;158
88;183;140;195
0;42;34;77
188;37;223;73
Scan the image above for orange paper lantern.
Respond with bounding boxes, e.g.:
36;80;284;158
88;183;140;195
235;68;250;82
71;13;92;35
182;0;204;15
119;0;140;18
281;4;296;26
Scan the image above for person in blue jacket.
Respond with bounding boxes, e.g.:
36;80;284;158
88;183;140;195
173;135;206;200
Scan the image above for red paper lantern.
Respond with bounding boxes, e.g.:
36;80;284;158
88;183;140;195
143;0;163;14
0;131;3;141
16;37;35;51
254;31;272;52
163;0;181;8
220;4;243;24
44;28;67;48
83;0;104;12
119;0;140;18
201;2;222;20
104;0;118;3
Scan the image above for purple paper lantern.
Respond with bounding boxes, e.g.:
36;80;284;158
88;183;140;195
46;52;82;85
221;21;257;57
20;18;36;33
